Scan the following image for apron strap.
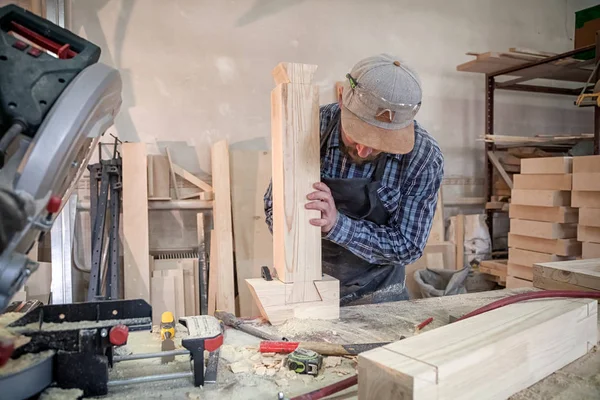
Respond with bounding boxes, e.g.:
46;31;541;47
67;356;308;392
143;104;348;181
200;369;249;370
373;153;388;182
320;108;341;158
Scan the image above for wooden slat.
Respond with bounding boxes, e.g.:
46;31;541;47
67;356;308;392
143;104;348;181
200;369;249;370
513;174;572;190
208;230;217;315
454;215;465;270
148;155;171;200
509;219;577;239
271;64;322;303
520;157;572;174
171;163;213;192
533;259;600;292
163;269;185;319
165;147;180;200
122;143;150;302
150;275;176;326
230;150;273;317
211;140;236;314
358;298;597;399
508;247;571;267
511;189;571;207
487;151;513;189
479;259;507;278
508;205;578;223
508;234;581;256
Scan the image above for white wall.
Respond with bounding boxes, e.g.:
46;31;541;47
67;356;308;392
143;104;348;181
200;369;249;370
71;0;596;187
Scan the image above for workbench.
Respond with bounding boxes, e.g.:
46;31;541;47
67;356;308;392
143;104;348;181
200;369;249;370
99;288;600;400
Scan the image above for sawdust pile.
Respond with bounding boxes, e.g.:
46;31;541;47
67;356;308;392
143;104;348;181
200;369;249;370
0;312;22;327
0;350;54;376
39;387;83;400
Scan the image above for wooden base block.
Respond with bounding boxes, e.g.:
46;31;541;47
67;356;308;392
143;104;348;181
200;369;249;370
579;208;600;227
246;275;340;325
573;173;600;191
511;189;570;207
582;242;600;259
507;263;533;281
506;275;533;288
358;297;597;400
508;205;578;223
508;234;581;256
578;225;600;243
533;259;600;292
571;191;600;208
513;174;571;190
509;219;576;239
521;157;572;174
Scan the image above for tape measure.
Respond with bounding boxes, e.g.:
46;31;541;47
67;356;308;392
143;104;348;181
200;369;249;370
286;348;322;376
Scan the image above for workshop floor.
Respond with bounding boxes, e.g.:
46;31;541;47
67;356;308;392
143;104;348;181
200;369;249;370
87;289;600;400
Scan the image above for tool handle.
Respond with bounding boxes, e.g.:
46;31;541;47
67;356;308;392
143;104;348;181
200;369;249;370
260;341;299;354
260;341;353;357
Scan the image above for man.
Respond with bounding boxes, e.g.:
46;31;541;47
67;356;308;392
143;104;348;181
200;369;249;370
264;54;444;306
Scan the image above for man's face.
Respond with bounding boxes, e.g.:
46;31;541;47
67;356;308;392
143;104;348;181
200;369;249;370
339;127;382;165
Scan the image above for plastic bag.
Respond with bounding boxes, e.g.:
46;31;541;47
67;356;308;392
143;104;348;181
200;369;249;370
414;266;470;298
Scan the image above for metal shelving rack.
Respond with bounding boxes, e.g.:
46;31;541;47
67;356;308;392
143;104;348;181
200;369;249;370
484;32;600;250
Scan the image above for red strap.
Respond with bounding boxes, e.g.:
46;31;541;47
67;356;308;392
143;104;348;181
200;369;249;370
204;334;223;352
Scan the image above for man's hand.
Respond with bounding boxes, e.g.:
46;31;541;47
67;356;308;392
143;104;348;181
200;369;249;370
305;182;337;233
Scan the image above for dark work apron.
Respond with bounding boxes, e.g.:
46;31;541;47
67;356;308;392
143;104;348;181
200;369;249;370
320;110;408;306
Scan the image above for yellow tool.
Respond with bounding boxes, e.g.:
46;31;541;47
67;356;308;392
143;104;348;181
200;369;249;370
160;311;176;340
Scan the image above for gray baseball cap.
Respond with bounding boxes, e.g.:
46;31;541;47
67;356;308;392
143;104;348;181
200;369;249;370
341;54;422;154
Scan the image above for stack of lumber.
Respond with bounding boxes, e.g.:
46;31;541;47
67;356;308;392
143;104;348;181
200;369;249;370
571;156;600;259
533;259;600;292
478;259;507;286
507;157;579;289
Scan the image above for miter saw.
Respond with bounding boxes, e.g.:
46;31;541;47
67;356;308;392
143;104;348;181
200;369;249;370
0;3;122;311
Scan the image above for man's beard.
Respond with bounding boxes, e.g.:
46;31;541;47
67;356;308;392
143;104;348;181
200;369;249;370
338;132;381;165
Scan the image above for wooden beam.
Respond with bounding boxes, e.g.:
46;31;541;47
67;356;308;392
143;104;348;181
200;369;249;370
571;191;600;208
513;174;572;190
122;143;150;302
508;234;581;256
272;62;318;85
534;259;600;292
358;298;597;400
487;151;513;189
520;157;572;174
208;230;217;315
508;205;578;223
454;214;464;270
165;147;180;200
147;155;171;200
506;275;533;288
511;189;571;207
582;242;600;259
211;140;236;314
509;219;577;239
171;162;213;192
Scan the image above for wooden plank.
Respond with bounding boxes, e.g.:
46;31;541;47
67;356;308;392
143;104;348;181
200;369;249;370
506;275;533;288
151;275;176;326
358;298;597;400
230;150;273;317
520;157;572;174
508;247;571;267
573;155;600;173
271;64;322;303
163;268;185;319
579;207;600;227
479;259;507;278
487;151;513;189
578;225;600;243
211;140;236;314
507;263;533;281
171;162;213;192
533;275;599;292
271;62;318;85
533;259;600;292
573;173;600;191
511;189;571;207
165;147;180;200
208;230;217;315
426;189;444;243
571;191;600;208
508;205;578;223
513;174;572;190
509;219;577;239
454;214;464;270
508;234;581;256
148;155;171;200
122;143;151;302
509;47;558;57
582;242;600;259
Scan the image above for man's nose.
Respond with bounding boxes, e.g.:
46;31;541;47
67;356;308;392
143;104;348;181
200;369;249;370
356;144;372;158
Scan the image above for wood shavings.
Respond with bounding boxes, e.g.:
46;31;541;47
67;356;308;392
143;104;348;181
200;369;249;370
324;356;342;368
39;387;83;400
230;361;251;374
220;344;242;363
249;353;261;362
285;370;298;380
0;350;55;376
266;368;277;377
275;379;288;387
0;312;23;327
255;366;267;376
300;375;313;384
331;368;352;376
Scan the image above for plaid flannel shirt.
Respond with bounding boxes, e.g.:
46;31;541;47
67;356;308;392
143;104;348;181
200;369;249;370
264;103;444;266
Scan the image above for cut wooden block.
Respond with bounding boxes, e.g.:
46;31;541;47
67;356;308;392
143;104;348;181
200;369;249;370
230;150;273;317
573;173;600;191
507;263;533;281
578;225;600;243
513;174;571;190
122;143;151;302
479;259;507;278
579;207;600;227
147;155;171;200
572;155;600;173
508;247;571;267
520;157;572;174
508;204;578;223
211;140;236;314
533;259;600;292
509;219;577;239
508;234;581;256
571;191;600;208
246;274;339;325
358;298;597;400
506;275;533;288
582;242;600;259
511;189;570;207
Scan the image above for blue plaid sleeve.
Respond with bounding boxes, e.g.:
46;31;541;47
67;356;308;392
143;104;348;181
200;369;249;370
325;144;444;265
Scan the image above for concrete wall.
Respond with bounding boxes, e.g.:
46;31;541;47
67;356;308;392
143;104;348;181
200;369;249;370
71;0;597;189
